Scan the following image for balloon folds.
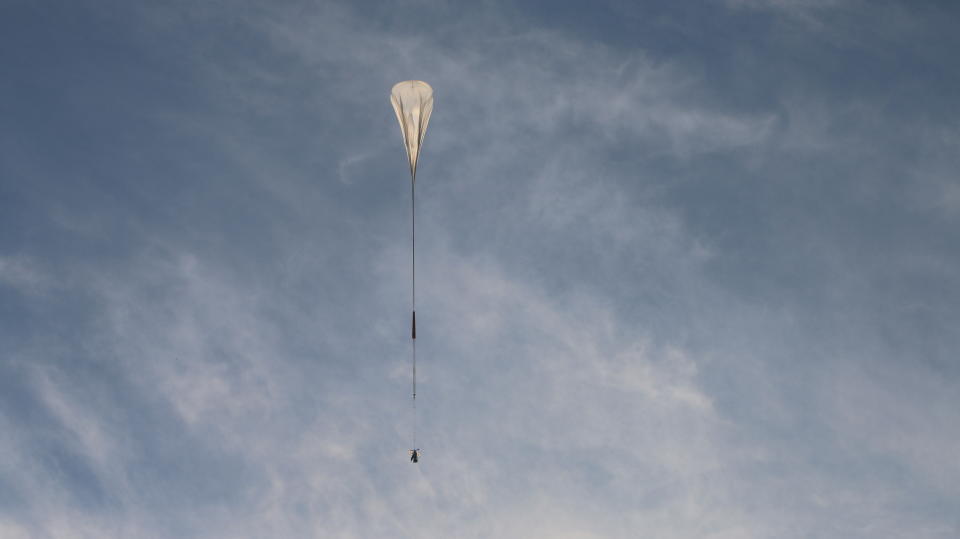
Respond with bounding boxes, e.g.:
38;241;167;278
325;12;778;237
390;80;434;182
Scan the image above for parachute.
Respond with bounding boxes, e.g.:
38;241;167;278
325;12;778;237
391;81;433;463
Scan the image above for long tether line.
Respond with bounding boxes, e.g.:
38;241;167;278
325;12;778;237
411;171;417;451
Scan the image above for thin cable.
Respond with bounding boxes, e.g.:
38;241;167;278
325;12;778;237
411;171;417;451
412;171;416;323
413;340;417;450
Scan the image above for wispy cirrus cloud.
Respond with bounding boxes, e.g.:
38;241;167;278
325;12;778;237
1;0;958;537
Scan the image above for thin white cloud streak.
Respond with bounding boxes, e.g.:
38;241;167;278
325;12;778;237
0;256;51;295
5;244;729;537
248;3;777;157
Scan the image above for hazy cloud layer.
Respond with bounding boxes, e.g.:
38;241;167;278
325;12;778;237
1;1;958;537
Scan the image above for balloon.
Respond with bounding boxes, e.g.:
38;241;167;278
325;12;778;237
391;80;434;463
390;80;434;182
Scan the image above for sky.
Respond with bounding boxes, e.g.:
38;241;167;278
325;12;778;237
1;0;959;537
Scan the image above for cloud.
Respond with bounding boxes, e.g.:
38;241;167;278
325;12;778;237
0;256;50;295
2;0;959;537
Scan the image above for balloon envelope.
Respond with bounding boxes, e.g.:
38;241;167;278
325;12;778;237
390;80;434;181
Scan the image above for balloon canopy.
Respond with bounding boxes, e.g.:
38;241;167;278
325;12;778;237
390;80;434;181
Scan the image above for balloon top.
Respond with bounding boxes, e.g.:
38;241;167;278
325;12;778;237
391;80;433;95
390;81;434;181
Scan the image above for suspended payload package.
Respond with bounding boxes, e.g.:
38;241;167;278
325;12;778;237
390;80;434;182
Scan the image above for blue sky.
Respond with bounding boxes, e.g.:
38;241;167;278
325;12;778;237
2;1;959;537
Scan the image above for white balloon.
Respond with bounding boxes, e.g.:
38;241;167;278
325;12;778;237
390;80;434;182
